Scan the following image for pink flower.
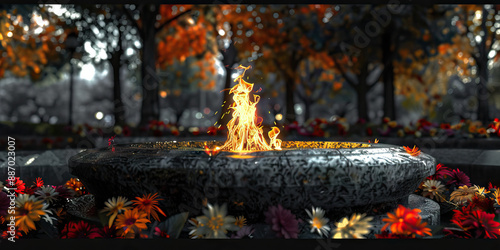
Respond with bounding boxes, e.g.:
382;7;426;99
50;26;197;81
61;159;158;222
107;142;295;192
264;204;299;239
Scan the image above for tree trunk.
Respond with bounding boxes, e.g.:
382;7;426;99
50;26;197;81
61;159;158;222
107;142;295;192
357;61;369;122
111;47;125;126
382;29;396;120
139;4;160;126
477;62;490;123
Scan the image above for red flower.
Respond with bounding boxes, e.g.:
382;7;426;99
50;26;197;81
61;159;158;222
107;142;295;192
427;163;452;180
61;221;100;239
34;177;44;188
375;230;414;239
382;205;432;237
5;177;26;194
264;204;299;239
55;185;76;198
171;130;179;136
95;225;121;238
1;230;23;240
470;195;495;214
154;227;171;238
461;210;500;238
447;169;471;187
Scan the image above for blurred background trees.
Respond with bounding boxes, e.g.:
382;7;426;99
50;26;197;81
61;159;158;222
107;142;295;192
0;4;499;129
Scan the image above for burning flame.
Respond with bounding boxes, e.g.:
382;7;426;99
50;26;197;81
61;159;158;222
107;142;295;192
219;65;281;152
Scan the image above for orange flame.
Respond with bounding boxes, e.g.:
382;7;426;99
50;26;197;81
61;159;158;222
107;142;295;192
220;65;281;152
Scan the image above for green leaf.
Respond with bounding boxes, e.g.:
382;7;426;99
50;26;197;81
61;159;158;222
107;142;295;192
155;212;189;239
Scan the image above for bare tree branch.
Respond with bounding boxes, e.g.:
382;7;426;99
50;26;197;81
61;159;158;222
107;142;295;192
155;8;194;33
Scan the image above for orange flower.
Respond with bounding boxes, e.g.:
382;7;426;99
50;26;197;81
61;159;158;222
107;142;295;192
382;205;432;237
65;178;85;196
114;208;150;237
15;197;47;233
403;146;421;157
132;193;166;222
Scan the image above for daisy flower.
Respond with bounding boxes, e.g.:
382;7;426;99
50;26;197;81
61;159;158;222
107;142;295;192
6;177;26;194
447;169;471;187
114;208;150;237
332;213;373;239
493;189;500;206
65;178;86;196
231;225;255;239
195;203;240;238
421;179;446;201
35;186;59;204
403;146;420;157
306;207;331;237
427;163;452;180
265;204;300;239
100;196;133;227
131;193;166;221
188;218;203;239
381;205;431;237
234;215;247;228
473;185;490;197
14;195;47;233
446;209;500;239
450;185;478;205
60;221;100;239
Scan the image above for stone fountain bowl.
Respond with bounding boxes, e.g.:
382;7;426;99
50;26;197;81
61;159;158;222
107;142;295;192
68;141;435;221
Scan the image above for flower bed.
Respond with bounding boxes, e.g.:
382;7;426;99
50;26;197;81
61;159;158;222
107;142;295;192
1;154;499;240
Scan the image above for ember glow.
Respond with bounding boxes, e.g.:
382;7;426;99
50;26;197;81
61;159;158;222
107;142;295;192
220;65;281;152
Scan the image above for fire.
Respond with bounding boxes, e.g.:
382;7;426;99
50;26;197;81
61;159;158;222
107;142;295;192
220;65;281;152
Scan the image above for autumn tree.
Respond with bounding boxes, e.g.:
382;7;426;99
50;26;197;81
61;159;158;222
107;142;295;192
122;4;213;126
215;5;339;123
0;5;69;81
450;5;500;123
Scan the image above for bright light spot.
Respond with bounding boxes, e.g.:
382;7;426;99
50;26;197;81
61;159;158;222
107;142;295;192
204;107;211;114
295;104;303;115
80;64;96;81
95;111;104;120
126;48;134;56
475;35;482;43
195;112;203;119
218;29;225;36
6;31;13;37
25;157;36;165
275;114;283;121
160;91;167;98
488;50;496;59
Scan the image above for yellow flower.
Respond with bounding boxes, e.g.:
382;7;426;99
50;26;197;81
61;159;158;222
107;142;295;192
100;196;133;227
114;208;150;237
306;207;331;237
234;216;246;228
422;180;446;202
15;195;47;233
332;213;373;239
493;189;500;205
450;185;478;205
473;185;489;197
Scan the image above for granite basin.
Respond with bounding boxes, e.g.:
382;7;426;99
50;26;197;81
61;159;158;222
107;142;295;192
68;141;435;220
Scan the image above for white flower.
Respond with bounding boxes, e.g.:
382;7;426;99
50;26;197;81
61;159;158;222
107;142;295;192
195;203;239;238
35;186;59;204
306;207;331;237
